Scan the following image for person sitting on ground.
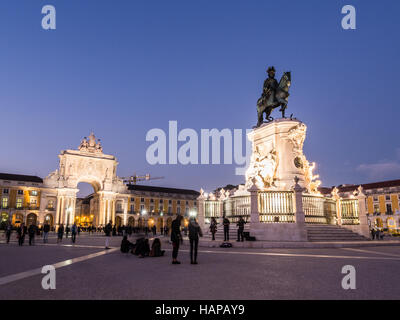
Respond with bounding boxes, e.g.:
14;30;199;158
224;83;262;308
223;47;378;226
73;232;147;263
120;235;134;253
134;237;150;257
149;238;165;257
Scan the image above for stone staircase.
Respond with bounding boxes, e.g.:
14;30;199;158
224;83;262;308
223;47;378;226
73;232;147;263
204;225;251;241
306;225;368;242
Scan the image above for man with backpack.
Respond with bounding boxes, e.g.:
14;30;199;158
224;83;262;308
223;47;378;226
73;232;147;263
188;217;203;264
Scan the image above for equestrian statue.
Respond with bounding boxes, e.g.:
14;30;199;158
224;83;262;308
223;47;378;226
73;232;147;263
256;66;291;127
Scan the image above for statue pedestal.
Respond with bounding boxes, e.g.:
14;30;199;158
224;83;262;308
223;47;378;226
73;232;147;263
246;118;318;192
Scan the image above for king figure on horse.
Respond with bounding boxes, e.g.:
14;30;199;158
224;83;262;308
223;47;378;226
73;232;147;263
256;66;291;127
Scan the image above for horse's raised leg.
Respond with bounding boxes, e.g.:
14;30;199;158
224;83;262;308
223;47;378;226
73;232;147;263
265;107;273;122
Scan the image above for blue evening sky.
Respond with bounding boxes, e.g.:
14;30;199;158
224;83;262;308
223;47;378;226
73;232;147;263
1;0;399;195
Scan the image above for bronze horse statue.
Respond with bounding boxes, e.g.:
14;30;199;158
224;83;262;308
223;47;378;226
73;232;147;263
256;71;291;127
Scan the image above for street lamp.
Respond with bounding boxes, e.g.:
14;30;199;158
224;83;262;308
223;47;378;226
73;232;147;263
189;210;197;218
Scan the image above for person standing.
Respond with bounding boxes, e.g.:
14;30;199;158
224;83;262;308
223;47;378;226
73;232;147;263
376;228;381;240
236;216;246;242
371;228;376;240
105;220;112;249
223;216;230;242
5;221;12;244
171;215;183;264
71;223;77;243
57;224;64;243
210;217;217;241
28;223;36;246
43;222;50;243
188;217;203;264
17;223;27;246
112;225;117;236
65;225;70;238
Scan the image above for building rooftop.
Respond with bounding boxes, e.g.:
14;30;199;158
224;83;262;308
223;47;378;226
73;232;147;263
127;184;200;196
319;179;400;195
0;173;43;183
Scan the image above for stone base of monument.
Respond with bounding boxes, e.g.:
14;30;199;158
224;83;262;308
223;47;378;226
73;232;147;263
242;118;321;242
249;223;308;242
245;118;319;192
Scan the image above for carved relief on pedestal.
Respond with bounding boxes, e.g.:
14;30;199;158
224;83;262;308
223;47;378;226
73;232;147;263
245;145;278;190
288;123;321;194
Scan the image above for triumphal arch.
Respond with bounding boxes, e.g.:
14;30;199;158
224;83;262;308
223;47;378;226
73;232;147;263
43;133;126;226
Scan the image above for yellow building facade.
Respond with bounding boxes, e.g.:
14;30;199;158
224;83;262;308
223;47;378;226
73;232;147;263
329;179;400;231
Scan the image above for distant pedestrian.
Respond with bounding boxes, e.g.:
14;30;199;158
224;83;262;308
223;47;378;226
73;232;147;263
210;217;217;241
28;223;37;246
236;216;246;242
376;228;381;240
371;228;376;240
105;220;112;249
57;224;64;243
5;221;12;244
188;217;203;264
43;222;50;243
152;225;157;236
65;225;70;238
171;215;183;264
17;223;27;246
112;225;117;236
71;223;77;243
223;216;230;241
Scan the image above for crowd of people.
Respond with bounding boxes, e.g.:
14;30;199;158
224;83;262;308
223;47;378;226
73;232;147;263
209;216;247;242
117;215;203;265
2;214;250;265
371;227;385;240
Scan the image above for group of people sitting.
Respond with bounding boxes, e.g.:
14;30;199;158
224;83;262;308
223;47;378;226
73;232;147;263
120;236;165;258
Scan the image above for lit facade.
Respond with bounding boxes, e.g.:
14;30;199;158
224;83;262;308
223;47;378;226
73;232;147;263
0;133;199;230
320;180;400;231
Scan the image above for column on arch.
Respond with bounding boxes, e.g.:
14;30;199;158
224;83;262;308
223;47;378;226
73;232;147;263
99;195;106;226
111;199;116;224
123;198;128;225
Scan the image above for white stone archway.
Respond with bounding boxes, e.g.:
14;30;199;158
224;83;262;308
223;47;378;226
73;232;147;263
44;133;126;227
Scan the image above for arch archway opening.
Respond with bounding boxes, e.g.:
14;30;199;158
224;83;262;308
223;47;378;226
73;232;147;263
76;182;98;227
27;213;37;226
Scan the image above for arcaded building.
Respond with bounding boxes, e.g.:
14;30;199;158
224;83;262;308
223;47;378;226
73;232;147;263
0;133;199;231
